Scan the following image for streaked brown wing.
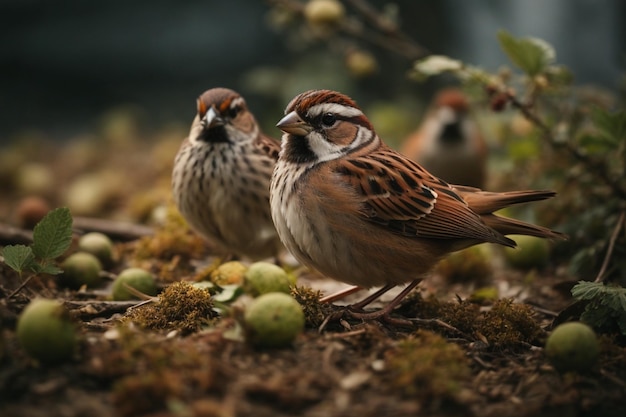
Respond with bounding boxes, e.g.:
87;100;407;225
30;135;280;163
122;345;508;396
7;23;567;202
334;145;510;245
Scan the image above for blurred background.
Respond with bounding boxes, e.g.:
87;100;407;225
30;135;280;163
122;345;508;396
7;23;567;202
0;0;625;282
1;0;623;141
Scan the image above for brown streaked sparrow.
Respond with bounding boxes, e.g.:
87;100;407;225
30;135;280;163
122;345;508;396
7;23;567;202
270;89;565;322
400;88;487;188
172;88;283;260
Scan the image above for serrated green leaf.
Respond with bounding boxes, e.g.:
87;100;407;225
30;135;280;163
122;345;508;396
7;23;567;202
497;30;555;76
1;244;36;273
31;207;73;260
571;280;604;300
37;263;63;275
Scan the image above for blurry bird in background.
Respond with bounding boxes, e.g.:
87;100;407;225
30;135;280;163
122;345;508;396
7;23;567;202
400;89;487;188
172;88;283;261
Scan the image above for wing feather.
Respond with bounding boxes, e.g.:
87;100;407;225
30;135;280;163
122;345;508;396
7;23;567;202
333;145;512;245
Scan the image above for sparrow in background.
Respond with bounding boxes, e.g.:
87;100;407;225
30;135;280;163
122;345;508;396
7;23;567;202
172;88;283;260
400;88;487;188
270;89;565;323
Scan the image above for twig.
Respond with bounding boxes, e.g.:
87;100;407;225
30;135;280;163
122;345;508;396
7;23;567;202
267;0;428;60
0;217;153;247
7;273;36;299
72;216;154;241
594;210;626;283
506;91;626;201
64;299;150;318
0;223;34;245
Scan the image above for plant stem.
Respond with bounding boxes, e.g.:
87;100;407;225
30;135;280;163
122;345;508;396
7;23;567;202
506;91;626;201
594;210;625;283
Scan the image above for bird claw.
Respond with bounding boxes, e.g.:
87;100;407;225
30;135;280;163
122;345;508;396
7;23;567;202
318;306;415;331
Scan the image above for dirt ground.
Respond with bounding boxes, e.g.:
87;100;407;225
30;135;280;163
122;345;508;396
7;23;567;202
1;136;625;417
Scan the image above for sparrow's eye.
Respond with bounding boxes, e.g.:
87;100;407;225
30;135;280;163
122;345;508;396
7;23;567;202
228;105;241;119
321;113;336;127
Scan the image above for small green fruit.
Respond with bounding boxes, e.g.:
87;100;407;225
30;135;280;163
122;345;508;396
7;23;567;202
17;298;77;364
503;235;550;269
243;262;291;296
244;292;305;348
60;252;103;288
112;268;157;301
211;261;248;286
346;50;378;78
78;232;114;264
545;322;599;373
304;0;345;26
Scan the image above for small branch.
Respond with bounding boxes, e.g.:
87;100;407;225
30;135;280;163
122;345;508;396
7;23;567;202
342;0;428;59
505;91;626;201
0;217;153;247
594;210;625;283
267;0;429;60
72;217;154;241
64;299;150;318
7;273;36;299
0;223;34;245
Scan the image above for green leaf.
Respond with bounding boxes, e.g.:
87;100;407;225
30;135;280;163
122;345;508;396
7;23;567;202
497;30;555;76
213;284;244;303
590;106;626;144
31;207;73;261
1;245;36;273
571;280;605;300
36;263;63;275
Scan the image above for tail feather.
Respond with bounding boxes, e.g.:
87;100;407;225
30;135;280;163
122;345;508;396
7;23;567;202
455;187;557;215
481;213;567;242
453;186;567;243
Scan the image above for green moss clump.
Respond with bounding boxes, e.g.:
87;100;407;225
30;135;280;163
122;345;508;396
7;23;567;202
436;300;482;334
290;285;334;328
477;299;544;349
387;330;470;399
92;326;225;417
131;205;206;261
127;281;217;334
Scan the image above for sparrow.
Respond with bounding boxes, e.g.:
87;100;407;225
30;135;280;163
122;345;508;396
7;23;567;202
172;88;283;260
400;88;487;188
270;89;565;322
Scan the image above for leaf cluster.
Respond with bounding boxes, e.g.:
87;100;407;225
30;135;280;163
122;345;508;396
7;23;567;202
571;281;626;336
415;30;626;283
1;207;73;276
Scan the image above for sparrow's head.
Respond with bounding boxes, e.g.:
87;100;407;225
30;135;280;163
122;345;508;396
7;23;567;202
276;90;377;164
191;88;258;144
430;89;471;144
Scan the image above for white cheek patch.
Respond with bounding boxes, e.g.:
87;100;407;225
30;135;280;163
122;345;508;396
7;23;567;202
306;125;376;162
308;132;344;162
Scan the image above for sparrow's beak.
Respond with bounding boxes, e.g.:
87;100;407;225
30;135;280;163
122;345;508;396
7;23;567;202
276;111;312;136
202;106;224;129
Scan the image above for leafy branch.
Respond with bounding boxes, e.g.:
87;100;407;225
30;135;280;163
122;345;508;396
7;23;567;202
267;0;429;60
1;207;73;297
571;281;626;336
411;30;626;283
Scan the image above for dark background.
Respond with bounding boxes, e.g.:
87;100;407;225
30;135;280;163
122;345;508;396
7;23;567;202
0;0;623;141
